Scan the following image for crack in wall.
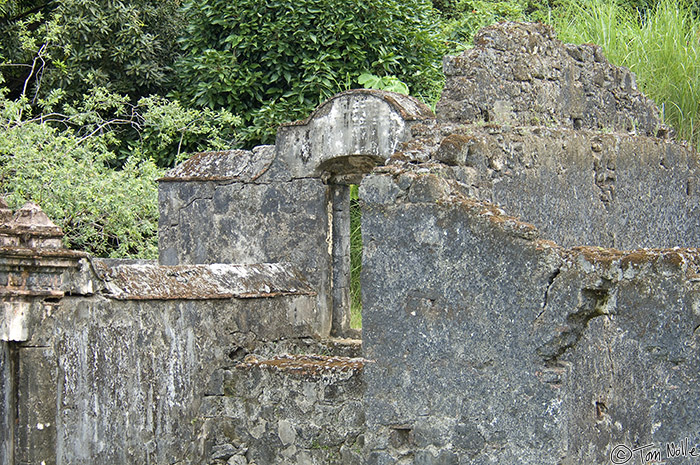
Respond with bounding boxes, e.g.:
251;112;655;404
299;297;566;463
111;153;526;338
537;286;616;362
536;267;562;323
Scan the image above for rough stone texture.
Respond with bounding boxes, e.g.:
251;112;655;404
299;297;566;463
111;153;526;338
93;262;315;301
50;297;241;464
45;296;361;464
15;347;56;465
437;22;665;136
159;146;276;183
361;173;700;464
361;174;566;464
0;342;10;464
543;247;700;464
402;127;700;249
158;178;333;338
200;354;366;465
270;89;434;182
158;179;329;270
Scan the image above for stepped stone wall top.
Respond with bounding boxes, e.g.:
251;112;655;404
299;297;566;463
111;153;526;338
437;22;667;136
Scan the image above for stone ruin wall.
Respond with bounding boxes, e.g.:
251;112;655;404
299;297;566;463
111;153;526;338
2;21;700;465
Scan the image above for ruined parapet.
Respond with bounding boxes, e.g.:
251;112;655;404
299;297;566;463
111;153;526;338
89;260;322;339
0;201;87;465
437;22;665;135
355;24;700;454
0;201;86;342
357;24;700;461
157;148;333;337
387;22;700;250
158;89;433;338
201;354;367;464
272;89;435;183
400;126;700;249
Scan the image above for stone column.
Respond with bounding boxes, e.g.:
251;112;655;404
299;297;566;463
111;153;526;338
330;184;352;337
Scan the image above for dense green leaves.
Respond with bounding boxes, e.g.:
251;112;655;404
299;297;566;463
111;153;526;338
0;90;164;258
357;73;410;95
0;0;183;101
0;84;240;257
174;0;445;146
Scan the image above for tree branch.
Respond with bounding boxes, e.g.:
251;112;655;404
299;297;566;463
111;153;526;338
1;0;58;24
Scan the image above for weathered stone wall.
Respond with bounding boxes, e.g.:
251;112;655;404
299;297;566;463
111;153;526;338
361;173;566;464
392;22;699;251
1;255;365;465
158;177;333;336
403;126;700;249
545;247;700;464
158;90;435;340
201;354;365;465
0;342;10;464
50;296;364;464
437;22;664;135
360;172;700;463
486;131;700;249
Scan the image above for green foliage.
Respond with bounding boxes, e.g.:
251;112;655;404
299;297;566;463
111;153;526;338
357;73;410;95
438;0;529;51
174;0;445;147
0;0;183;101
0;90;164;258
0;0;221;169
552;0;700;147
0;70;241;256
122;96;241;167
349;184;362;330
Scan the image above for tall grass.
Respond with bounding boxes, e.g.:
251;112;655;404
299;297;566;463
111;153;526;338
552;0;700;147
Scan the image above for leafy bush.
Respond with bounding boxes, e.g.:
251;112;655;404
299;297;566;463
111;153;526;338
0;91;163;257
0;83;243;257
552;0;700;147
174;0;445;146
0;0;229;169
0;0;183;101
357;73;410;95
120;95;241;167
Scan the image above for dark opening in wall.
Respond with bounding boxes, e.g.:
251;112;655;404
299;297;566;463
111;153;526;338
320;155;380;338
349;184;362;330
